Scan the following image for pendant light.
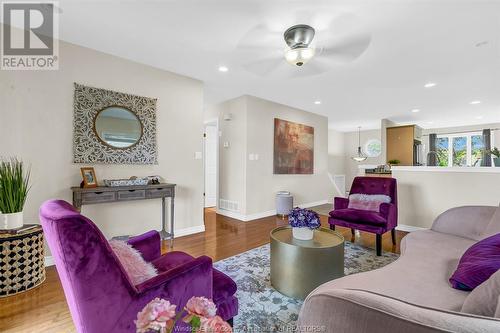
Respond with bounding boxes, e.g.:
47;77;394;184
351;126;367;162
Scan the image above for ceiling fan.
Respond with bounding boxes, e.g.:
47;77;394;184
236;13;371;78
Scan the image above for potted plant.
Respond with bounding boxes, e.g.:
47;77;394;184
387;159;401;167
490;147;500;167
0;158;31;230
288;207;321;240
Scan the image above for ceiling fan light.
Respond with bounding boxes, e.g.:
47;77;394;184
285;47;315;66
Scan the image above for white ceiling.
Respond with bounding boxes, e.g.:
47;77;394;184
24;1;500;131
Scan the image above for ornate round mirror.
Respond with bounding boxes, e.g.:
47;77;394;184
94;106;142;148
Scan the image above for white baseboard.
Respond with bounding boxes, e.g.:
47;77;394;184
217;199;329;222
43;225;206;267
396;224;426;232
174;225;206;238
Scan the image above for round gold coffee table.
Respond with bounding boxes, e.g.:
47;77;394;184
270;226;344;299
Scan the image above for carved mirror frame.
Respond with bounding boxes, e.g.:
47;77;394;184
73;83;158;164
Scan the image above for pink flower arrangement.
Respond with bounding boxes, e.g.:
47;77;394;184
200;316;233;333
184;296;217;320
135;298;177;333
135;296;232;333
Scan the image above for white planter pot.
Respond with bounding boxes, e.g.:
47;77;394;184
292;227;314;240
0;211;24;230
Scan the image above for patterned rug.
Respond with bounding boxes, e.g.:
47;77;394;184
213;242;398;332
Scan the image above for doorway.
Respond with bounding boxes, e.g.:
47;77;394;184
204;120;218;208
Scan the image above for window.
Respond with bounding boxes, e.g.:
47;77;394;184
435;132;491;167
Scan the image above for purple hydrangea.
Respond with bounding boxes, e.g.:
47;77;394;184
288;207;321;229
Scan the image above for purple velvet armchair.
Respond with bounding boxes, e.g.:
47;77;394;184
39;200;238;333
329;177;398;256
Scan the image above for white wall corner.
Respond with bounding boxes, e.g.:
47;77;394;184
174;224;206;238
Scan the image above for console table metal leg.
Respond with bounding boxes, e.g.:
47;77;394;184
170;196;175;248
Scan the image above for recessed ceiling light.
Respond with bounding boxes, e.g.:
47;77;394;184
218;66;228;72
411;109;420;113
475;116;484;119
314;101;321;105
470;100;481;105
424;82;437;88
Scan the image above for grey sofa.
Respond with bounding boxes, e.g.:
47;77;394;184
298;206;500;332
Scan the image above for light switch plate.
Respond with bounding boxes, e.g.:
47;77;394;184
195;151;203;159
223;141;230;148
249;154;255;161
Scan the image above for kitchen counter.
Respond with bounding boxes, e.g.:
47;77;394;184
390;166;500;231
392;166;500;173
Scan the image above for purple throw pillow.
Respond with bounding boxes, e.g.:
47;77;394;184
449;233;500;291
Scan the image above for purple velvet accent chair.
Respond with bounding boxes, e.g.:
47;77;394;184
39;200;238;333
329;177;398;256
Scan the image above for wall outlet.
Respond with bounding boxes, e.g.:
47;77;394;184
194;151;203;159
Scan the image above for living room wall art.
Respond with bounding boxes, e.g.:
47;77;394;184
273;118;314;174
73;83;158;164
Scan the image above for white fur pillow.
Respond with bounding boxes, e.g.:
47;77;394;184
109;240;158;286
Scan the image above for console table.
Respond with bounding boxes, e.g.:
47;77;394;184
71;183;176;247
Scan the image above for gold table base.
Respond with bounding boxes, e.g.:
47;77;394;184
270;226;344;299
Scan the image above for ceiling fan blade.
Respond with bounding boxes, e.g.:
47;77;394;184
242;56;284;77
236;24;283;51
318;32;371;63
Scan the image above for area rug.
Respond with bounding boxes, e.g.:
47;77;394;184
213;242;398;332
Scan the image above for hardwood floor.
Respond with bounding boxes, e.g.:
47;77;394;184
0;208;407;333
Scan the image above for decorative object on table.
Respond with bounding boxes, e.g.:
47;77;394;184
364;139;382;157
40;200;238;333
0;225;45;297
73;83;158;164
288;207;321;240
0;157;31;230
135;296;232;333
329;176;398;256
103;175;163;187
276;191;293;218
80;167;98;188
104;177;149;187
273;118;314;174
351;126;367;162
214;243;397;331
490;147;500;167
387;159;401;166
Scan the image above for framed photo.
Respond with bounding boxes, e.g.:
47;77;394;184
80;167;98;188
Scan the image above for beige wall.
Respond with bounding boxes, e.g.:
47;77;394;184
245;96;330;215
214;95;330;218
217;97;248;214
393;169;500;228
0;40;205;255
328;128;346;176
381;118;397;163
344;129;384;189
